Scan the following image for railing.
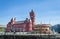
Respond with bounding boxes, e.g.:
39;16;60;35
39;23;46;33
0;32;60;39
0;32;57;34
0;32;59;36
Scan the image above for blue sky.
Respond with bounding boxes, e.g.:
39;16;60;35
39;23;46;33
0;0;60;25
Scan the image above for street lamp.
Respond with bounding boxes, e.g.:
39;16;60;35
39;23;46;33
14;30;15;39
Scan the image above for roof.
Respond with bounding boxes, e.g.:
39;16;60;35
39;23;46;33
40;24;51;26
15;21;25;24
35;24;51;28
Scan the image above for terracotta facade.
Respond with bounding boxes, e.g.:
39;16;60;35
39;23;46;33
6;10;35;32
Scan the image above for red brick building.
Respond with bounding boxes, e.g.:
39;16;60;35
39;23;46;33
6;10;52;33
6;10;35;32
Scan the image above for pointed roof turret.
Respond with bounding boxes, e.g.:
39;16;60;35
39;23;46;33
11;17;16;22
30;9;34;14
30;9;35;17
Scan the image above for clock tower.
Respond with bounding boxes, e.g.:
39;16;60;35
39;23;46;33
30;10;35;30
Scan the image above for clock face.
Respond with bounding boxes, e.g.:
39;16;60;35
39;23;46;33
31;16;33;17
